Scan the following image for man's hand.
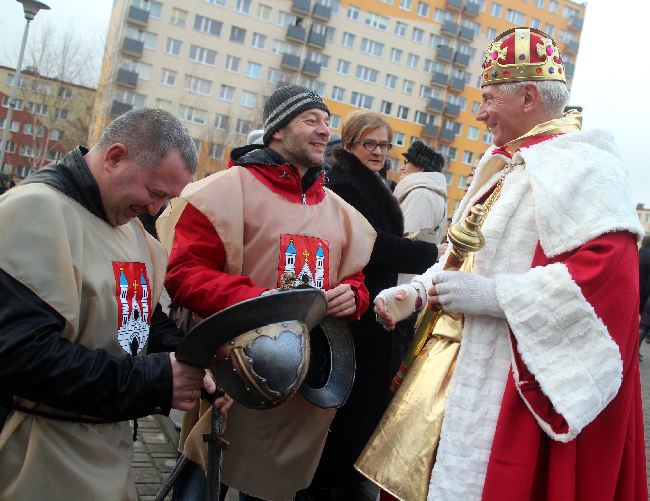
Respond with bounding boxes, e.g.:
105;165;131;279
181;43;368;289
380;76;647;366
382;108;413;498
212;393;234;416
374;288;412;331
170;352;214;410
427;271;504;318
325;283;356;318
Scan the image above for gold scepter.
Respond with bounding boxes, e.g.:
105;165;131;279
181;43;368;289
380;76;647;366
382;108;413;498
390;204;486;392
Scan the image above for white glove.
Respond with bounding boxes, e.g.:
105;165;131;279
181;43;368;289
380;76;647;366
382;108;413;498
375;282;425;325
431;271;505;318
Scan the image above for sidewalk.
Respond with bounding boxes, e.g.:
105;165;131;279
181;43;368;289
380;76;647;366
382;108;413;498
135;342;650;499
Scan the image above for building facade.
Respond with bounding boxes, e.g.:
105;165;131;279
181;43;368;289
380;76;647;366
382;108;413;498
91;0;585;213
0;66;96;180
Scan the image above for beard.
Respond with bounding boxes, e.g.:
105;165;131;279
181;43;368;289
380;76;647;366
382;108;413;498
282;128;323;170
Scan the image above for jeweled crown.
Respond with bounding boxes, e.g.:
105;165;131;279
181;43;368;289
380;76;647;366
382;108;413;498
481;27;566;87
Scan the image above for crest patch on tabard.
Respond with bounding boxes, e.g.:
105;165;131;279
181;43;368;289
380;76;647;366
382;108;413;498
277;234;330;290
112;262;152;356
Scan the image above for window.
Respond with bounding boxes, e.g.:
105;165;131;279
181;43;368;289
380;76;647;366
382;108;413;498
535;0;544;7
545;23;555;36
49;128;61;141
390;48;403;63
194;15;222;36
506;9;525;24
350;92;374;110
133;0;162;18
355;65;379;84
230;26;246;44
20;144;37;159
219;84;235;102
277;11;297;27
462;151;474;165
395;21;407;37
157;68;175;87
15;166;31;178
467;126;479;141
458;175;468;188
208;143;224;159
417;2;430;17
331;86;345;101
8;120;20;132
189;45;217;65
2;96;23;110
414;110;430;125
486;27;497;40
385;74;397;89
267;68;292;85
563;5;580;20
365;13;389;30
412;28;424;43
6;73;26;88
246;62;262;79
126;27;157;49
236;119;252;135
380;100;393;115
394;132;405;146
58;87;72;99
165;38;182;56
171;8;187;26
28;102;48;116
347;6;360;20
258;4;272;20
325;26;336;42
548;0;558;13
184;75;212;96
402;80;414;94
240;90;257;108
342;32;355;48
329;115;340;129
300;78;325;95
472;101;480;114
337;59;350;75
360;38;383;57
179;105;207;125
482;130;494;144
251;32;267;49
4;141;16;153
490;2;502;17
214;113;229;130
530;18;541;29
407;53;420;69
116;89;146;107
225;55;240;72
46;150;62;161
155;98;172;111
32;81;52;95
204;0;227;5
400;0;412;10
397;105;409;120
272;39;300;56
235;0;252;14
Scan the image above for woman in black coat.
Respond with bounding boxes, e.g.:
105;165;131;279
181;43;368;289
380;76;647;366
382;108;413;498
309;111;439;497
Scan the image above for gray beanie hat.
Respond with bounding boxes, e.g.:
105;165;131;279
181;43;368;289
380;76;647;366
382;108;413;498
263;85;330;145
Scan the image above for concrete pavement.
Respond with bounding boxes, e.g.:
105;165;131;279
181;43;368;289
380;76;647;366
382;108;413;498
135;342;650;499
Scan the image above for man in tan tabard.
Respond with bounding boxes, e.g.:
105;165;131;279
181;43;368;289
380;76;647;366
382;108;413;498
159;85;376;500
0;109;229;500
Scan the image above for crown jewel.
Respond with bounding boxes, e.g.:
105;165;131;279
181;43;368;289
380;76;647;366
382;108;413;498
481;27;566;87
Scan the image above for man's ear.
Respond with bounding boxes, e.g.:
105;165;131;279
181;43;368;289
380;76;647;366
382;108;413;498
522;83;540;113
103;143;128;172
272;129;284;142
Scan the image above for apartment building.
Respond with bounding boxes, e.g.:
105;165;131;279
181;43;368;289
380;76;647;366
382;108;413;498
91;0;585;212
0;66;96;180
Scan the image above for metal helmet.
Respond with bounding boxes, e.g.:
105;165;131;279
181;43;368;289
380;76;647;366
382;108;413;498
174;288;327;409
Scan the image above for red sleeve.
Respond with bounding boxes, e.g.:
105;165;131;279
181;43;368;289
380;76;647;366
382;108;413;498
165;203;266;318
340;269;369;322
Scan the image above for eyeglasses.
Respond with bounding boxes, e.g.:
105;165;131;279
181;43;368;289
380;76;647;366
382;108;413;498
356;140;393;152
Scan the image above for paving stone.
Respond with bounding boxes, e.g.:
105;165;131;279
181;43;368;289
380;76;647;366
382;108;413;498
132;452;150;464
136;482;164;496
140;432;167;444
133;467;161;484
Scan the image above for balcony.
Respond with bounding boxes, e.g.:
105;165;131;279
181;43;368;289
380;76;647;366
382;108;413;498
448;77;465;92
308;29;326;49
281;53;301;72
121;37;144;58
116;68;138;88
436;45;454;62
431;71;449;87
441;20;458;37
463;1;480;17
426;98;444;113
440;128;456;143
286;24;306;43
446;0;462;10
302;59;321;78
127;5;149;27
313;2;332;22
564;40;579;55
423;123;440;138
458;26;475;42
291;0;311;16
444;103;461;117
111;100;133;117
453;51;471;67
570;16;584;30
564;62;575;78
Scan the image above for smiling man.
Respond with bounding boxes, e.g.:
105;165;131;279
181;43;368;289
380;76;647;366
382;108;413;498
0;108;231;500
159;85;376;500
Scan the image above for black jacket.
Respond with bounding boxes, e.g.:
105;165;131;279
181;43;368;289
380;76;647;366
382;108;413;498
0;147;182;422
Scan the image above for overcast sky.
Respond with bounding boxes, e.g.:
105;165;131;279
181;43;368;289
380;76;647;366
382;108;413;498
1;0;647;205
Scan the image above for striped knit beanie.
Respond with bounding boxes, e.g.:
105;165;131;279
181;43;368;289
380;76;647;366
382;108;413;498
263;85;330;145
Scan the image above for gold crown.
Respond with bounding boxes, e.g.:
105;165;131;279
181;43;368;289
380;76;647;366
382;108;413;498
481;27;566;87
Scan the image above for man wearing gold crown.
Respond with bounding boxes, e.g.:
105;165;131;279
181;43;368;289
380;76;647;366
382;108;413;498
371;27;647;500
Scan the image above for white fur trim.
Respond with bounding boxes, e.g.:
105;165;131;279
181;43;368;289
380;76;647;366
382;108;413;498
495;263;623;442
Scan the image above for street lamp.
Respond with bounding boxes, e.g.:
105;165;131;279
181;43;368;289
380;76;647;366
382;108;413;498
0;0;50;172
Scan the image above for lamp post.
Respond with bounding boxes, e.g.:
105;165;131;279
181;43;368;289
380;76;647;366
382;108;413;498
0;0;50;172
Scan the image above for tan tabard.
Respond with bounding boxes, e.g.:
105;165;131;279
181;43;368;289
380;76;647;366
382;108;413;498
158;166;375;500
0;184;166;501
